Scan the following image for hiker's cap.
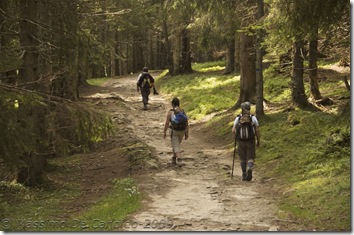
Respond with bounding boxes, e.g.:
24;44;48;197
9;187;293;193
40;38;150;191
143;67;148;72
241;101;251;110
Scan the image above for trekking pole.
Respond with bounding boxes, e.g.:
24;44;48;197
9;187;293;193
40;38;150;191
231;136;237;179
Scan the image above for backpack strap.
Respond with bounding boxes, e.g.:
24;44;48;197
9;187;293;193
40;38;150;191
235;114;241;124
250;114;255;125
169;108;175;127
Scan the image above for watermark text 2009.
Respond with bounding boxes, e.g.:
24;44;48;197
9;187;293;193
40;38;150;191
1;218;174;230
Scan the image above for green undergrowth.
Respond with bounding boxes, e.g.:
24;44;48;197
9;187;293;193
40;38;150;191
156;60;350;231
257;108;350;231
0;177;141;231
74;178;141;231
87;77;110;86
1;133;145;231
0;85;144;231
156;61;237;120
0;179;79;231
0;87;114;181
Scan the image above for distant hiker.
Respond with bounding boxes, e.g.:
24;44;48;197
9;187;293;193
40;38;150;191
163;97;189;166
232;101;260;181
136;67;158;110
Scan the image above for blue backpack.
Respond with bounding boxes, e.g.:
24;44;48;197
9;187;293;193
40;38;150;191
171;108;188;130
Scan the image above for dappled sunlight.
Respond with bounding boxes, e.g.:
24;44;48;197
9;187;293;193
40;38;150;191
192;61;226;72
188;75;239;91
157;72;239;120
196;65;226;72
294;176;328;192
87;78;109;86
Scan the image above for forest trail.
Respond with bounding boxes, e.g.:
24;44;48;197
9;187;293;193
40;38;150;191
80;73;298;232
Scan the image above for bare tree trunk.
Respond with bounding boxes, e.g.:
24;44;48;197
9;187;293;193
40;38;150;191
37;0;53;94
161;0;174;74
234;32;241;74
114;30;121;76
0;1;18;85
62;0;79;101
291;39;308;108
255;0;264;116
19;0;39;90
78;37;89;86
309;37;322;100
17;102;48;186
180;28;193;73
173;29;182;75
233;31;256;110
240;32;256;102
224;38;235;74
0;0;7;83
132;41;143;72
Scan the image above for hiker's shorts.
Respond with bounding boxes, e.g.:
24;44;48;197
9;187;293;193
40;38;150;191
170;129;185;153
238;139;256;162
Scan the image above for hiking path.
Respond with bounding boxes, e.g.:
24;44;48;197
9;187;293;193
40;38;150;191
80;73;300;232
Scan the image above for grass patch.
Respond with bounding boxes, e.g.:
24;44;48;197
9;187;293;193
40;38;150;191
192;61;226;72
0;180;81;232
263;63;292;102
156;61;239;120
1;145;141;232
1;177;141;232
70;178;141;231
87;78;109;86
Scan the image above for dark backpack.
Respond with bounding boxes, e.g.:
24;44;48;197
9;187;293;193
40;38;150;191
171;108;188;131
142;77;151;88
236;114;255;141
140;73;151;88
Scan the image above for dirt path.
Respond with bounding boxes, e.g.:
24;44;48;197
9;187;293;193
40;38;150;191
81;73;293;231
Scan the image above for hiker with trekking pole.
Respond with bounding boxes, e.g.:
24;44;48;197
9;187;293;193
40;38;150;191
231;101;260;181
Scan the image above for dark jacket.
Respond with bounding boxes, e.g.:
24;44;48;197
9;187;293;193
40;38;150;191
137;72;154;89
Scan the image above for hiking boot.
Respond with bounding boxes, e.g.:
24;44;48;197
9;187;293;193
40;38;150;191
143;104;147;110
172;157;177;165
242;173;247;181
246;168;253;181
177;158;182;167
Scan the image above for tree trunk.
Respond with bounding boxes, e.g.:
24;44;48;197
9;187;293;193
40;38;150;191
18;0;39;90
0;0;6;83
255;0;264;116
234;32;241;74
172;29;182;75
78;37;89;86
309;38;322;100
17;152;47;186
224;38;236;74
180;28;193;73
161;0;173;74
37;0;53;94
62;0;79;101
0;1;18;85
291;39;308;108
232;31;256;110
114;30;123;76
17;106;48;186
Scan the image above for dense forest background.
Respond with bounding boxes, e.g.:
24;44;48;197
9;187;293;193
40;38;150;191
1;0;349;98
0;0;350;190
